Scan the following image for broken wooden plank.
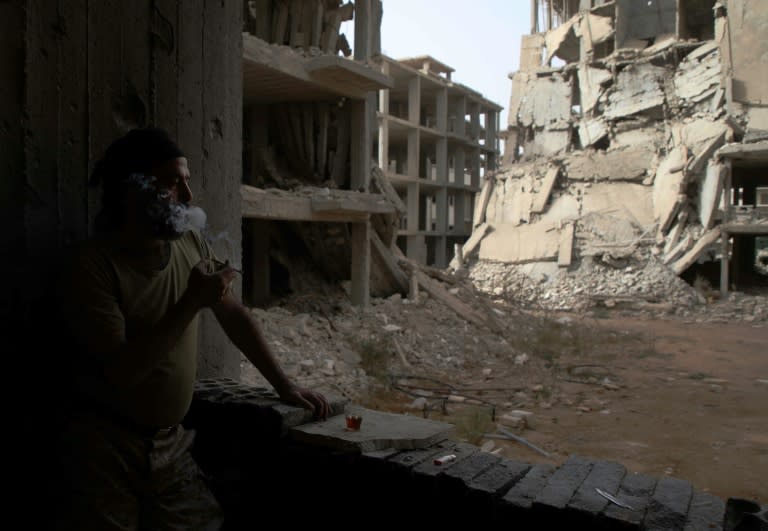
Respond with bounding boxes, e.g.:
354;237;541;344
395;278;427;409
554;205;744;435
671;228;721;275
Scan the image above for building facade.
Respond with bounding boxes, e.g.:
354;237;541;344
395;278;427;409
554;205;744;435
376;56;502;268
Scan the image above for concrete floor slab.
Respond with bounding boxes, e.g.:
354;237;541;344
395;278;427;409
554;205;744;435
288;407;454;453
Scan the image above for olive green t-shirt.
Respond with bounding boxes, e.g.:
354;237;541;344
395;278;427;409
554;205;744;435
60;230;216;429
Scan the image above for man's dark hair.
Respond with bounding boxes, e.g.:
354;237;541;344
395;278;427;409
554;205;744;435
89;127;184;232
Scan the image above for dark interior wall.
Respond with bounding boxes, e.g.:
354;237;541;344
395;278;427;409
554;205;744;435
0;1;25;341
0;0;243;379
616;0;677;46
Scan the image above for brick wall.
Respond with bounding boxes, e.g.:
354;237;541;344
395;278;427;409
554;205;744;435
186;379;765;530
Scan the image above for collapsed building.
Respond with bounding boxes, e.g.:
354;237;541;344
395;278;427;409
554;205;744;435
458;0;768;312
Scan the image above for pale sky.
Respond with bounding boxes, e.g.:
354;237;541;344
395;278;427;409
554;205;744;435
343;0;531;127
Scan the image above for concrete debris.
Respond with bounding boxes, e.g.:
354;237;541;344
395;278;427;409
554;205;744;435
565;146;655;182
518;74;571;129
603;64;666;120
479;1;768;305
578;65;612;114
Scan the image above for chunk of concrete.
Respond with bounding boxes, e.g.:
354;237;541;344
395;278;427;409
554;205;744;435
582;183;655;228
604;63;666;119
579;118;609;147
545;16;580;64
538;194;581;226
699;160;726;229
671;228;721;275
288;407;454;453
653;146;687;231
531;165;560;213
566;146;655;182
518;74;572;128
558;223;575;266
578;65;612;113
508;72;532;127
479;222;560;263
674;44;721;103
524;128;571;157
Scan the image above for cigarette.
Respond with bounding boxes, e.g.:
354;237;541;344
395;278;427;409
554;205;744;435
212;259;243;274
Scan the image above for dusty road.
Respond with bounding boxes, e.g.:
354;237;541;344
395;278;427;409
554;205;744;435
377;315;768;502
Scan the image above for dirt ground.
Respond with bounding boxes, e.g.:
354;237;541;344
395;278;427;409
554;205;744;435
240;283;767;503
365;314;768;502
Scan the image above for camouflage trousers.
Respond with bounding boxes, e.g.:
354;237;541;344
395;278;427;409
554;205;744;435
50;413;224;531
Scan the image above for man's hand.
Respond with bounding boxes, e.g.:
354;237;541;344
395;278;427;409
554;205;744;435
187;260;238;308
277;384;331;420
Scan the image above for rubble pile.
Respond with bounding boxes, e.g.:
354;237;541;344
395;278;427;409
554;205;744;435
453;0;768;314
240;286;558;405
469;256;701;312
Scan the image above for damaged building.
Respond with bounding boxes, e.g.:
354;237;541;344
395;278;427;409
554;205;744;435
460;0;768;310
375;55;502;268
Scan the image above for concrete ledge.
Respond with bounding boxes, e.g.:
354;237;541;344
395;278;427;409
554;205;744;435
188;379;755;529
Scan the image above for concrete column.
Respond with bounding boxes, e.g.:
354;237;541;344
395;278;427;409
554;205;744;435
435;135;448;265
455;96;466;138
406;181;419;232
351;219;371;307
350;98;371;191
720;160;731;297
470;148;481;188
407;234;426;264
434;234;448;268
486;110;498;153
454;191;467;234
469;102;481;142
547;0;553;30
436;87;448;132
407;129;420;178
354;0;371;61
408;75;421;125
454;147;465;186
349;76;374;306
531;0;538;33
378;62;390;169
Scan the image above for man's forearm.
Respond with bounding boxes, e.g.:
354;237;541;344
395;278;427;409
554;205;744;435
215;301;294;393
103;293;201;388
